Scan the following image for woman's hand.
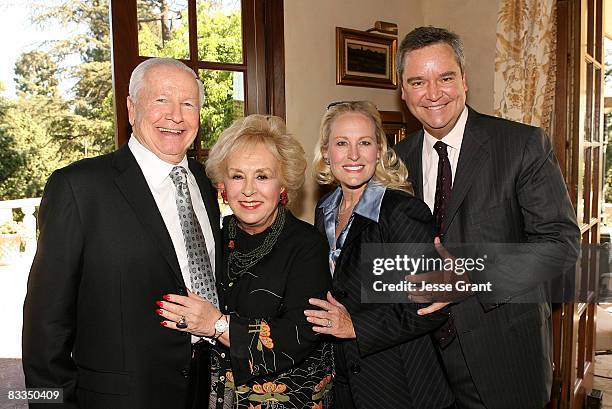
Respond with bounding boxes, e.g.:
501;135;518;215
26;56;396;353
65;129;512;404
304;291;356;339
156;290;220;337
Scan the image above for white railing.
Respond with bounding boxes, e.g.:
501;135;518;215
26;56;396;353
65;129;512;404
0;197;42;258
0;198;41;358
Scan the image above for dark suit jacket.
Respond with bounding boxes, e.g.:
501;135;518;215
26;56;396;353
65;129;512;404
22;143;222;409
315;189;454;409
394;107;580;409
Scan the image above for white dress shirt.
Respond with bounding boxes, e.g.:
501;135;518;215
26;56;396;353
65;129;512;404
421;107;468;213
128;137;216;288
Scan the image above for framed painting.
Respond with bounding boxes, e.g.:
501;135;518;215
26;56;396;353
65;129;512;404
336;27;397;89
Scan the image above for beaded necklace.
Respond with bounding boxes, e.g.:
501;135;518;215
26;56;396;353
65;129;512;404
226;205;286;279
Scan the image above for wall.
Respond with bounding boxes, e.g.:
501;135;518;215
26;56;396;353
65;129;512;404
284;0;499;221
422;0;500;115
284;0;425;221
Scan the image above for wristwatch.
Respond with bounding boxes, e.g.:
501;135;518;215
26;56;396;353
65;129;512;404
214;315;228;338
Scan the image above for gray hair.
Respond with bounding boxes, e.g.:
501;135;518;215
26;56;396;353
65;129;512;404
396;26;465;83
128;58;205;107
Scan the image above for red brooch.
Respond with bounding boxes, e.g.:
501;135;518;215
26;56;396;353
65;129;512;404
228;240;235;251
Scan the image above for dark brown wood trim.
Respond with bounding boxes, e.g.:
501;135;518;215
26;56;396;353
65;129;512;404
188;0;198;70
196;61;247;71
241;0;255;114
265;0;285;119
554;0;570;185
251;0;268;114
551;2;574;408
109;0;139;148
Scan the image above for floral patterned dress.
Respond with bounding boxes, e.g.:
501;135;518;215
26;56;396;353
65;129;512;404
209;211;334;409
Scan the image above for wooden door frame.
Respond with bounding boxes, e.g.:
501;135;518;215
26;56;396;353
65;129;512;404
553;0;604;407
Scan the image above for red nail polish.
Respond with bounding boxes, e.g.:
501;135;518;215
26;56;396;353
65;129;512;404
163;294;171;301
160;321;167;326
156;301;163;307
155;309;163;315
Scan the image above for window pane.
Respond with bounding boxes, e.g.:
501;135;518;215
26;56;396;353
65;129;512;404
199;70;244;148
196;0;243;63
137;0;189;59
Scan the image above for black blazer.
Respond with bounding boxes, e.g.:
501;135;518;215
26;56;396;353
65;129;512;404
22;143;222;409
394;107;580;409
315;189;454;409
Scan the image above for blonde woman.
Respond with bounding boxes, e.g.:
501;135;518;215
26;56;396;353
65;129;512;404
304;101;454;409
157;114;333;408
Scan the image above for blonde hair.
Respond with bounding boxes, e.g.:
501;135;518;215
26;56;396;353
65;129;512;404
206;114;306;204
313;101;412;194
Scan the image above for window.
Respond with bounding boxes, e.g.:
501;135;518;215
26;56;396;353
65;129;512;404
109;0;285;160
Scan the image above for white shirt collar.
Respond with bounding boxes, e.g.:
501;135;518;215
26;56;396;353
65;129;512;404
423;106;468;153
128;135;189;187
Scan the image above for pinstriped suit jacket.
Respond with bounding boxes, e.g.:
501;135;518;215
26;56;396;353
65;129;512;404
394;107;580;409
315;189;454;409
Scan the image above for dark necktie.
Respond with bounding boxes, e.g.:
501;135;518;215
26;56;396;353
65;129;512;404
169;166;219;307
431;141;456;349
433;141;452;235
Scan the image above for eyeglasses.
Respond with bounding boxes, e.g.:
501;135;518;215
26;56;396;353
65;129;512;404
326;100;376;110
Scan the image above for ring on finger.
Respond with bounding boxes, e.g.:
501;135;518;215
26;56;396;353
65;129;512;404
326;319;332;328
176;316;188;329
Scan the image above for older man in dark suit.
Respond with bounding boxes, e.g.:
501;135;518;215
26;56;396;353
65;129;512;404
394;27;580;409
22;58;220;409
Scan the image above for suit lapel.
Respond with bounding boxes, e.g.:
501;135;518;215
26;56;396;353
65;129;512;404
112;145;184;286
443;109;490;233
341;215;372;253
334;214;372;279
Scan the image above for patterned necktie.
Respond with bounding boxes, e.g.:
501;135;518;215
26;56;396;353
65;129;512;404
169;166;218;307
433;141;452;236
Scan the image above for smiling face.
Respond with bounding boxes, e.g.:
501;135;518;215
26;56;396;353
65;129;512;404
325;112;379;194
127;65;200;164
400;43;467;139
221;143;284;235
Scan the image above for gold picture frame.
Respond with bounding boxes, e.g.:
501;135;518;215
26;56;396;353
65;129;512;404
336;27;397;89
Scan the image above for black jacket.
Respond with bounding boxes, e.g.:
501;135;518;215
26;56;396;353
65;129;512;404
315;188;454;409
394;107;580;409
23;143;222;409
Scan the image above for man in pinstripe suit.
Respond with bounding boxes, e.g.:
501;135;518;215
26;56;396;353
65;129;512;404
394;27;580;409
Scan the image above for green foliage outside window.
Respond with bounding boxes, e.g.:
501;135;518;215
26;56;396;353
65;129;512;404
137;1;244;148
0;0;243;200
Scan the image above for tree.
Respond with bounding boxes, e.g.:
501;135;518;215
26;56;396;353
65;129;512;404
0;95;71;199
0;0;244;200
195;4;244;148
14;51;59;97
137;1;244;148
30;0;115;156
0;88;24;193
0;49;74;199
